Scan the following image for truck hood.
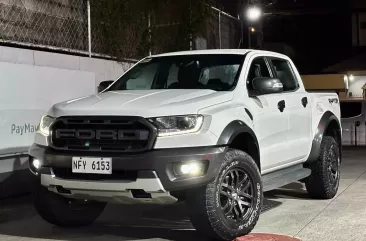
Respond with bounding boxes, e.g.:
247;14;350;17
50;89;233;117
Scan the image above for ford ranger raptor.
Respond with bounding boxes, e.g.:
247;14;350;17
29;49;341;240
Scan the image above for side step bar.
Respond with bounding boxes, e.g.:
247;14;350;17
262;164;311;192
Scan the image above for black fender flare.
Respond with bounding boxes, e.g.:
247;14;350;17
307;111;342;163
217;121;260;168
217;120;258;146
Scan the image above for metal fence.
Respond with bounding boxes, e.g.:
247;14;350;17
0;0;242;60
207;6;242;50
0;0;88;54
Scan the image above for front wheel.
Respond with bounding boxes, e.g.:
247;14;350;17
33;184;106;227
305;136;340;199
186;149;263;241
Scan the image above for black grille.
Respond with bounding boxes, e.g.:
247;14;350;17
52;168;138;181
50;116;156;152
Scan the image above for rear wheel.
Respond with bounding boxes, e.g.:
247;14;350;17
186;149;262;241
33;184;106;227
305;136;340;199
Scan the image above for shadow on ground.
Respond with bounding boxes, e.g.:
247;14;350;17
0;197;285;241
0;183;312;241
0;200;199;241
265;182;312;200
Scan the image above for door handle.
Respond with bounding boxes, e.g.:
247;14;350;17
301;97;308;107
278;100;286;112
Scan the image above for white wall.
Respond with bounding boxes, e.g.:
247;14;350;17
0;46;134;89
348;75;366;98
0;61;96;155
0;45;134;183
0;46;132;86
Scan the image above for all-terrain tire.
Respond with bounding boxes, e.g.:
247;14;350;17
305;136;340;199
33;184;106;227
186;149;263;241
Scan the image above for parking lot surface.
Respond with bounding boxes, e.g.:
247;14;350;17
0;148;365;241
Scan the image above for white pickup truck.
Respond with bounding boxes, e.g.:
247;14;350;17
28;49;341;240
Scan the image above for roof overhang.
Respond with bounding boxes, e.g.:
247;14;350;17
301;74;347;91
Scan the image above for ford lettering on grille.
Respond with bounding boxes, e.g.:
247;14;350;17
50;116;155;152
55;129;149;141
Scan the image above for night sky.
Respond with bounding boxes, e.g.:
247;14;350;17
220;0;353;74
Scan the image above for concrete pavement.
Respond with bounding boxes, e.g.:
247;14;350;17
0;148;365;241
255;148;366;241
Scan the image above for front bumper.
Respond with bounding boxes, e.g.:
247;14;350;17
29;144;226;203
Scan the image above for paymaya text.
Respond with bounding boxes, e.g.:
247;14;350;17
11;123;37;135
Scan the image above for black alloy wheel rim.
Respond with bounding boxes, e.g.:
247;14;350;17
219;168;254;222
327;144;340;185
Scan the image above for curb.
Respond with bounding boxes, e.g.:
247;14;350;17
234;233;301;241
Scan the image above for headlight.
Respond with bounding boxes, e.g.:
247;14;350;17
148;115;204;137
36;115;55;136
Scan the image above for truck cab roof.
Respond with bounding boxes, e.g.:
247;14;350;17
152;49;288;58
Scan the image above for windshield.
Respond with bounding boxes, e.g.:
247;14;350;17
108;54;245;92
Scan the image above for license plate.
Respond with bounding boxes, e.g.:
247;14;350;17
72;157;112;174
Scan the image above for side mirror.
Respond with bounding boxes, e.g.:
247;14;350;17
252;77;283;95
97;80;114;93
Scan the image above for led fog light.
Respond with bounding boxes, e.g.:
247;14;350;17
32;158;41;169
173;161;206;176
